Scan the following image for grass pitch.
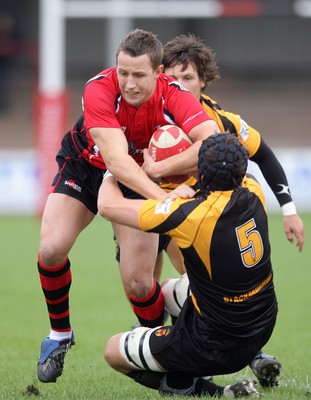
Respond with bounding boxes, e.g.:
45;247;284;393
1;213;310;399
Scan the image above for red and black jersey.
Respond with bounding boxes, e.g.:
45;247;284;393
139;174;278;345
73;68;211;169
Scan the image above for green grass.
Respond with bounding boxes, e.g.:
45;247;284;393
1;213;310;399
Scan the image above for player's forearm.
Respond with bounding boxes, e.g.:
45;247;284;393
90;127;166;199
99;173;143;228
148;141;201;180
108;155;166;199
149;120;219;179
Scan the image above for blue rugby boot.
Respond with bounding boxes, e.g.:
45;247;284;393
37;333;75;383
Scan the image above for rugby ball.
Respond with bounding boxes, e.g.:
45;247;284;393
148;125;193;184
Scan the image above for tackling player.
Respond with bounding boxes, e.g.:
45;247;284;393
117;33;304;387
100;133;277;398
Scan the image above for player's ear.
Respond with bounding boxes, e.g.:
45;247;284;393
155;64;164;77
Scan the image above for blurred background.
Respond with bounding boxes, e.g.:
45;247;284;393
0;0;311;214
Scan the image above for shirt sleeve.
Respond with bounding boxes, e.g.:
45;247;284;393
165;80;213;134
236;119;261;158
200;96;261;157
138;198;176;233
138;196;203;250
83;75;121;131
221;111;261;158
215;106;293;207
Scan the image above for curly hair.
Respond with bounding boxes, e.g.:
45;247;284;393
198;133;249;191
163;33;220;89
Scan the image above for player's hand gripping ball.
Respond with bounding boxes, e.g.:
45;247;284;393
148;125;193;184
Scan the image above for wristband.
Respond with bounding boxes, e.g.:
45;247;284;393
281;201;297;216
103;170;113;181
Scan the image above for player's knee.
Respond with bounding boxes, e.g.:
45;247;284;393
124;278;154;298
104;336;116;367
104;334;126;372
126;285;151;299
39;243;68;266
119;328;164;372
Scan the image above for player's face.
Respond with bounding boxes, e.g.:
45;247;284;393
117;51;163;108
164;63;204;100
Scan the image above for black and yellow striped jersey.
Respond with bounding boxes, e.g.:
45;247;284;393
200;93;261;157
160;92;261;191
160;93;292;208
139;174;278;342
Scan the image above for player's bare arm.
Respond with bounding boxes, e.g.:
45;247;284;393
100;175;195;226
142;120;219;180
99;173;143;229
90;126;166;199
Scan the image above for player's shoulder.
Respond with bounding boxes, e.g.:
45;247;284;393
242;173;265;201
200;93;233;117
83;67;119;103
85;67;117;88
200;94;241;131
200;93;218;106
160;73;190;94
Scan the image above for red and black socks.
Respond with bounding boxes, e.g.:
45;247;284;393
127;279;165;328
37;255;72;333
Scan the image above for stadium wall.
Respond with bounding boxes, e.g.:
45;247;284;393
0;148;310;215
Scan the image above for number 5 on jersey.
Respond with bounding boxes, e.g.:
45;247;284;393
235;218;263;268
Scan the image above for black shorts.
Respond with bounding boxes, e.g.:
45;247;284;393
114;233;172;262
51;130;104;214
149;298;276;377
117;182;146;200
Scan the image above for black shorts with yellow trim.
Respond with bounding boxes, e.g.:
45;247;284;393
149;298;276;376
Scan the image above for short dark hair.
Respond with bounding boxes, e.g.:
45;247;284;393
198;133;249;191
116;29;163;70
163;33;220;90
